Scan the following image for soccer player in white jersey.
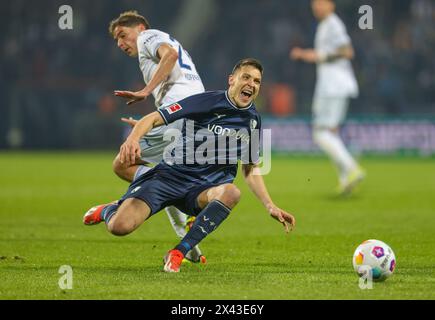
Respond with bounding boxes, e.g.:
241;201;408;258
102;11;205;263
290;0;365;195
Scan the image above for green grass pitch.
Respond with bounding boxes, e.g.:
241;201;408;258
0;152;434;300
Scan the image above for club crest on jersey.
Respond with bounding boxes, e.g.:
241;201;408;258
250;119;258;130
165;103;182;114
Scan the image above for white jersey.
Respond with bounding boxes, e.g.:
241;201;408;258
137;29;205;107
314;13;358;98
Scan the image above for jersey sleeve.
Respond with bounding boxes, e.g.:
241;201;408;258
137;30;172;59
241;112;262;165
250;114;262;165
157;91;220;125
330;18;351;49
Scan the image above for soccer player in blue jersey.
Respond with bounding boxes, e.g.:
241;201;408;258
84;59;296;272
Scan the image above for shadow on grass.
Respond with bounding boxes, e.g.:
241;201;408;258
324;193;364;202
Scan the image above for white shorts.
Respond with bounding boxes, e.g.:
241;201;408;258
139;119;184;164
312;97;349;129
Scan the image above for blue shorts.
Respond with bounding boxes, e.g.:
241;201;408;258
119;163;230;216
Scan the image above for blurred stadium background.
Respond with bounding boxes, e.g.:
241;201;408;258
1;0;435;301
1;0;434;155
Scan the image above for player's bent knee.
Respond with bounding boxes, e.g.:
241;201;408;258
107;209;136;236
112;155;135;182
107;219;134;236
112;155;125;176
107;198;150;236
219;184;241;209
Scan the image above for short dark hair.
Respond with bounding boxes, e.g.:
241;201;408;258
109;11;150;37
231;58;264;75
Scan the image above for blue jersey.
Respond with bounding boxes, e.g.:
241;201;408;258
157;90;261;184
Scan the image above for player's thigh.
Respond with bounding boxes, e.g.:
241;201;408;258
113;198;152;228
120;163;188;217
312;97;349;128
335;98;349;124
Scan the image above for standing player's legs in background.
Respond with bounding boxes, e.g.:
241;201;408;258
112;124;205;263
312;96;365;195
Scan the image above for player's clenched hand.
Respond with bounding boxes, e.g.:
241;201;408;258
290;47;304;60
267;204;296;233
119;138;141;166
114;89;150;105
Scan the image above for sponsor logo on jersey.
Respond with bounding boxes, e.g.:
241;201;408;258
207;124;251;143
184;73;201;81
143;34;158;45
166;103;182;114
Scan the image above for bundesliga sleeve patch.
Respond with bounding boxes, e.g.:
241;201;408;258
165;103;183;114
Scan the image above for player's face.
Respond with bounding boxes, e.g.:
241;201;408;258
311;0;334;20
228;65;262;108
113;25;142;57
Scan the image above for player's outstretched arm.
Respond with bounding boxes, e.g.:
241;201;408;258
119;111;164;165
114;44;178;105
319;44;354;62
241;164;296;233
114;89;149;106
290;47;320;64
290;45;354;64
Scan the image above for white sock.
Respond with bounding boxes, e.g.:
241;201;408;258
165;206;203;260
165;206;187;238
313;129;358;179
133;165;152;181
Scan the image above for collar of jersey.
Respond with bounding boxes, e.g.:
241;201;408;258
225;91;253;110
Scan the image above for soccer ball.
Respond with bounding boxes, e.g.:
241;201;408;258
352;239;396;282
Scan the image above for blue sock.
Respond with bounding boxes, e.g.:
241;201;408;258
175;200;231;256
101;204;119;224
